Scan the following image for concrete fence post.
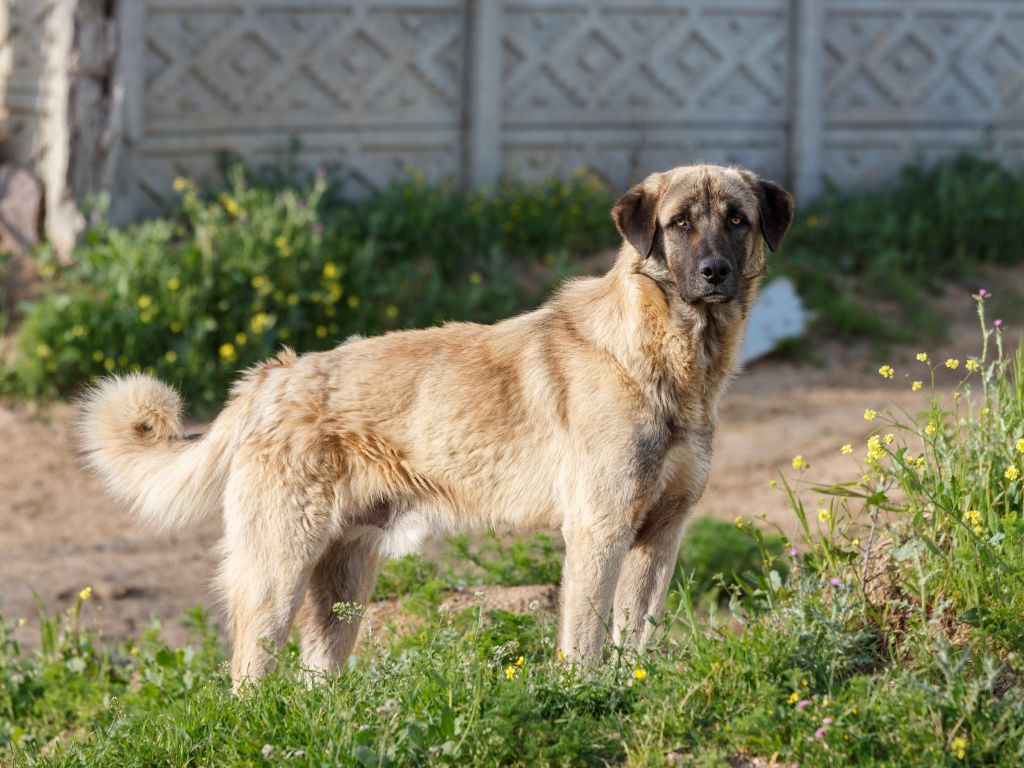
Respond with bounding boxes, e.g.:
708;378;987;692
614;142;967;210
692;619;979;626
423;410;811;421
108;0;145;223
789;0;824;203
465;0;502;189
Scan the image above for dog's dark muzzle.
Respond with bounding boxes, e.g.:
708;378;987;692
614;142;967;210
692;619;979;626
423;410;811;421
695;256;737;301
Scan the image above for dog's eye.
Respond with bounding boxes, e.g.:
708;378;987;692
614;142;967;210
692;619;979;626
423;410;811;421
729;215;744;226
672;217;689;229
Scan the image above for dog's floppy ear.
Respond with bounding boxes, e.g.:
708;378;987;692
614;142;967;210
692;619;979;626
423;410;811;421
751;177;795;252
611;179;662;258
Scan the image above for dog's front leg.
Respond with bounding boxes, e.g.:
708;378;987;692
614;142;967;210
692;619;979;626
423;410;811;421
558;523;632;664
611;497;690;651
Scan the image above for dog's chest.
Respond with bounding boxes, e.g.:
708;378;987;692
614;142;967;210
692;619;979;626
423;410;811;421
631;412;713;509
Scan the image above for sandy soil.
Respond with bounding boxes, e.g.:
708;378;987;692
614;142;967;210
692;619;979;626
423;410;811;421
1;277;1019;650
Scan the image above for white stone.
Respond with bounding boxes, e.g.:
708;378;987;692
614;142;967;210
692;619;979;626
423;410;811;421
741;277;807;363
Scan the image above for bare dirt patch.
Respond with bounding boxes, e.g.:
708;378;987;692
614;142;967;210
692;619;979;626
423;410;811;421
1;278;1018;649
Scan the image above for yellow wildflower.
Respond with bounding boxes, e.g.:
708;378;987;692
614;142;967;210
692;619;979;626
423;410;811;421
925;422;937;436
167;277;181;291
137;294;152;310
504;666;517;680
866;435;886;462
864;409;877;420
287;293;299;306
385;304;399;319
347;296;360;309
966;359;980;373
734;516;744;528
250;312;270;334
951;735;968;760
323;262;339;279
515;656;524;667
841;444;853;455
633;668;647;681
788;691;799;704
315;325;328;338
558;650;567;662
170;321;182;333
884;433;894;445
251;275;268;290
878;364;894;379
103;358;115;371
945;358;960;370
980;407;990;417
78;586;92;601
219;343;236;361
35;343;51;358
911;380;922;392
172;176;188;192
164;350;177;364
219;193;240;217
791;455;808;471
235;332;247;346
916;352;928;362
851;538;860;548
273;236;292;258
768;479;777;488
92;350;104;362
965;510;982;525
469;271;483;285
1006;465;1020;481
1016;438;1024;454
817;508;830;522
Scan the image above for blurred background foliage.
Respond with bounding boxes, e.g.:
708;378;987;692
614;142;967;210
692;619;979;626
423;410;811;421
3;154;1024;414
1;164;615;413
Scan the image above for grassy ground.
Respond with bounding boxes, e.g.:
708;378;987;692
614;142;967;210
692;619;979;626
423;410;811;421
3;297;1023;766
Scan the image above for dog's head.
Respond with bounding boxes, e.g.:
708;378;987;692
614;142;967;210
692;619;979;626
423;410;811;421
611;164;794;305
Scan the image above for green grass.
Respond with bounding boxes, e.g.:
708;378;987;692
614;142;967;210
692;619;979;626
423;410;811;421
3;296;1024;767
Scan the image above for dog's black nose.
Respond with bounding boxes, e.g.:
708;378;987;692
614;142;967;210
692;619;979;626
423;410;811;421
699;257;731;285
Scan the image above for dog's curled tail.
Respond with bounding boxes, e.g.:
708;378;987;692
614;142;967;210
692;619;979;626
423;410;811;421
76;374;235;531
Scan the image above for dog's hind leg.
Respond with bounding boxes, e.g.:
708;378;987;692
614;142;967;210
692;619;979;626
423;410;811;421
297;533;381;678
220;471;332;691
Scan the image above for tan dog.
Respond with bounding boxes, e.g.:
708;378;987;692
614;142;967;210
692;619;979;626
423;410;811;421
78;164;794;688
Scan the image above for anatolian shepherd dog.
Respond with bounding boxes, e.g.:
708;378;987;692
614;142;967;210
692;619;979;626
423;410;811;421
78;163;794;689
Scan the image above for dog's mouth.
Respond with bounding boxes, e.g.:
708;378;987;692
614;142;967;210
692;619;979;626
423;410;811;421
700;291;734;304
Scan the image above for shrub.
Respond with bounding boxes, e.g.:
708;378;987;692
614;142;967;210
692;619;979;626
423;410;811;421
3;166;616;413
777;155;1024;341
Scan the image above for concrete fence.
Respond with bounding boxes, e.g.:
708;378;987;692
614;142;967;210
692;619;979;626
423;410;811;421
1;0;1022;249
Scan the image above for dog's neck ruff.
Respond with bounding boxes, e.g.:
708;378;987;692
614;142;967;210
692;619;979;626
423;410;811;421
613;247;759;420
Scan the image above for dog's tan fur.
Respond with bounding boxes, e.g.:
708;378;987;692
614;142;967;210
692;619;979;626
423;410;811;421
77;164;794;688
